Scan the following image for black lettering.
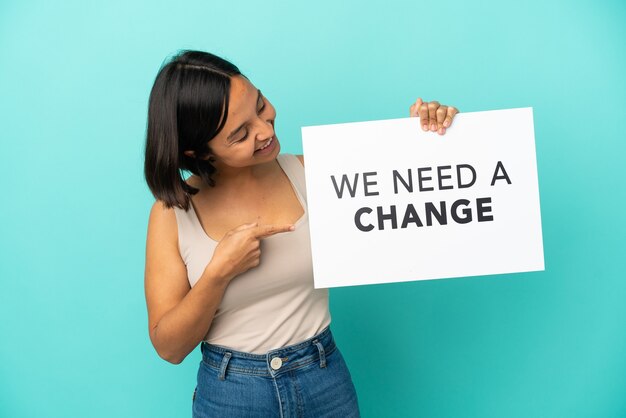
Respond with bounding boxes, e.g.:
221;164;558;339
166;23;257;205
490;161;512;186
417;167;434;192
401;204;423;228
425;201;448;226
437;165;453;190
457;164;476;188
451;199;472;224
354;207;374;231
392;169;413;194
363;172;379;196
476;197;494;222
330;173;359;198
377;205;398;230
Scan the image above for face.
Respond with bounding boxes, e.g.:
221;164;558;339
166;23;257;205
194;75;279;170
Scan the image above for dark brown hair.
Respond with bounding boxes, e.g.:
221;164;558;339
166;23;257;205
144;50;243;210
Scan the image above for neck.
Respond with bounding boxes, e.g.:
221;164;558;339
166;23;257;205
212;160;275;189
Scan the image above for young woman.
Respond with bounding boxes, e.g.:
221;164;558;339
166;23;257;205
143;50;458;418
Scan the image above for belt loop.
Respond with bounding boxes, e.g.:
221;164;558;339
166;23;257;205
218;352;232;381
313;339;326;368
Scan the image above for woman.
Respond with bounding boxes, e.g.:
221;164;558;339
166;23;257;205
143;50;458;418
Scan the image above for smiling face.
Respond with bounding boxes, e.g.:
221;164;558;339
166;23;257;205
188;75;280;171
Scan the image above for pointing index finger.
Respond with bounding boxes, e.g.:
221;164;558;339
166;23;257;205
254;224;296;238
233;222;258;232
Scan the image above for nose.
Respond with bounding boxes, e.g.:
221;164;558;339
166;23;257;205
256;118;274;141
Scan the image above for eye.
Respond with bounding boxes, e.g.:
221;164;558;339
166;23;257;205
257;96;266;113
235;130;248;143
233;95;267;144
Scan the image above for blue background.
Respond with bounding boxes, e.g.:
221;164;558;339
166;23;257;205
1;1;625;417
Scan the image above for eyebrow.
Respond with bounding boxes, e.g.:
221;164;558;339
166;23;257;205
226;89;262;142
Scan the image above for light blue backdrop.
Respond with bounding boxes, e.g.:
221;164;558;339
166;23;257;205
1;1;625;417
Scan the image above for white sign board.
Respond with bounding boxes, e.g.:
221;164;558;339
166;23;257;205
301;107;544;288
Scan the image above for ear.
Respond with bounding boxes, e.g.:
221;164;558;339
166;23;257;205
185;149;214;161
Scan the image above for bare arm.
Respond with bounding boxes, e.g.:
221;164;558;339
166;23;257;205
144;201;229;364
144;201;295;364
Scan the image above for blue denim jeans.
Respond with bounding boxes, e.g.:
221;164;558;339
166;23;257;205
192;327;360;418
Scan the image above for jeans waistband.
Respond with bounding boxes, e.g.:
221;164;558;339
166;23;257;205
200;326;335;379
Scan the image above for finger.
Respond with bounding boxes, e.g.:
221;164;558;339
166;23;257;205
436;105;448;135
410;98;423;117
443;106;459;128
428;101;440;132
418;103;429;131
254;224;295;238
232;222;258;232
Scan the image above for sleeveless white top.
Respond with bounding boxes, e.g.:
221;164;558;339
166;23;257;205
173;154;331;354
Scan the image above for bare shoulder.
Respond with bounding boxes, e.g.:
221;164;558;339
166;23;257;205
147;200;178;245
145;200;190;338
146;200;182;270
296;154;304;166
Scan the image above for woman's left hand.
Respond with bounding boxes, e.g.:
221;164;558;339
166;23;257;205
409;98;459;135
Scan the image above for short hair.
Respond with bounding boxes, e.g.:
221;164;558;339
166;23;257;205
144;50;243;210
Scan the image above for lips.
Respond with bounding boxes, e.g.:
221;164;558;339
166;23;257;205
255;136;275;153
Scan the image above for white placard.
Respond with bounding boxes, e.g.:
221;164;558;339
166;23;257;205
301;107;544;288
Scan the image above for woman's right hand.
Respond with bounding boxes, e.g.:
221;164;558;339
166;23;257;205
209;222;295;282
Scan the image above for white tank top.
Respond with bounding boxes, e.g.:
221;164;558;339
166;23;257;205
173;153;331;354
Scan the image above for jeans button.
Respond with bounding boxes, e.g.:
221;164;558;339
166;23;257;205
270;357;283;370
